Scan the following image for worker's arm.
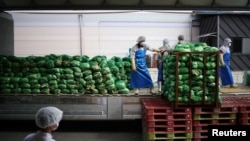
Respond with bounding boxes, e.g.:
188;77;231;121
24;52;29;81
152;48;161;52
219;51;225;67
152;48;169;53
131;57;136;71
130;47;136;71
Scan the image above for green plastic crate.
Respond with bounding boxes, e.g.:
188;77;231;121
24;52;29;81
247;71;250;86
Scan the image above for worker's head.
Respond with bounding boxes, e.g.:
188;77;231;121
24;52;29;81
224;37;232;47
178;35;184;41
137;36;146;44
35;106;63;131
177;35;184;44
163;39;169;46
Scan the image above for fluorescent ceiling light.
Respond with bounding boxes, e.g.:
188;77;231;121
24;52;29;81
6;10;140;14
6;10;193;14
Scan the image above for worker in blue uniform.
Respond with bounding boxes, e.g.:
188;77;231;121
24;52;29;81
219;37;237;88
130;36;164;95
156;39;171;93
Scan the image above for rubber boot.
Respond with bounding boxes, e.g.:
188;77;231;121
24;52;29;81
134;88;139;95
230;84;237;88
158;81;162;94
150;87;156;95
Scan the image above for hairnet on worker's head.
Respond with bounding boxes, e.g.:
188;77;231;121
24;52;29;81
137;36;146;43
35;106;63;129
178;35;184;41
224;38;232;45
163;39;169;46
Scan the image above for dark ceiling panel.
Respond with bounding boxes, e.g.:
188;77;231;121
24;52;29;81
2;0;31;6
214;0;248;7
1;0;250;10
69;0;104;6
105;0;140;6
143;0;177;6
34;0;67;6
178;0;213;7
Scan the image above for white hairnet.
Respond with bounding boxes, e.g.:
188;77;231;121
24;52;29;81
35;106;63;129
178;35;184;40
163;39;169;46
137;36;146;43
224;38;232;45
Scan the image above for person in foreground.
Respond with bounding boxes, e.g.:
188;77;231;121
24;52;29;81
156;39;171;93
219;37;237;88
130;36;165;95
23;106;63;141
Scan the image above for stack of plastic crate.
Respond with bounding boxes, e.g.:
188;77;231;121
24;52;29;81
192;105;238;141
239;106;250;125
141;98;192;141
238;97;250;125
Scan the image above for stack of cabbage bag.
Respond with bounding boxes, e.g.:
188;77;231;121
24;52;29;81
162;42;222;104
0;54;131;95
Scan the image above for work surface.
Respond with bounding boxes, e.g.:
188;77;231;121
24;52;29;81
220;83;250;94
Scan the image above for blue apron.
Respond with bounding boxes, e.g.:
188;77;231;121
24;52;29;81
219;52;234;86
130;48;154;89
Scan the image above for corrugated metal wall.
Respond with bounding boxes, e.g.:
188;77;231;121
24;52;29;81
199;14;250;71
219;15;250;71
199;15;217;47
0;12;14;56
219;15;250;45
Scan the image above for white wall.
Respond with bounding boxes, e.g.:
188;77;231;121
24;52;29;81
12;13;81;56
10;11;198;59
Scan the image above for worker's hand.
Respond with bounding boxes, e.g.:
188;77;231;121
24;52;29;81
160;49;167;53
221;63;226;67
132;65;137;71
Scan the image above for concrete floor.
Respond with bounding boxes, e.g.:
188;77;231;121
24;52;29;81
0;120;143;141
1;131;142;141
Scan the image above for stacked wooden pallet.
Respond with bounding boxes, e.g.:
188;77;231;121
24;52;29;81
141;97;250;141
141;98;192;141
192;106;238;141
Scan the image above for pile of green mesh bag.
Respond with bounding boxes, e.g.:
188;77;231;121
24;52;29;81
162;42;222;104
0;54;132;94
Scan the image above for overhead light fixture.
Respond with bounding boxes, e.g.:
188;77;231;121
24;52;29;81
148;10;193;13
5;10;194;14
5;10;139;14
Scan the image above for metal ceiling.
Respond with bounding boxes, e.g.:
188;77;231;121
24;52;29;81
1;0;250;11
